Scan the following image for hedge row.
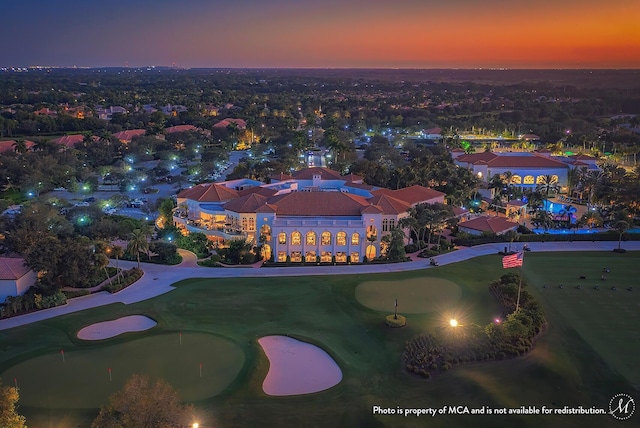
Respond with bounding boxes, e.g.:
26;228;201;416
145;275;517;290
453;231;639;247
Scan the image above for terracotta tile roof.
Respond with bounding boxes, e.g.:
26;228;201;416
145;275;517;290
485;154;568;168
291;167;343;180
361;205;383;214
343;173;363;183
0;140;35;153
266;192;371;216
0;257;31;280
52;135;99;147
452;207;468;216
507;200;527;207
521;134;540;140
165;125;196;134
213;118;247;129
371;185;445;206
114;129;146;142
459;216;518;234
367;194;411;215
223;193;269;213
255;203;278;213
178;183;239;202
270;172;293;181
424;127;442;134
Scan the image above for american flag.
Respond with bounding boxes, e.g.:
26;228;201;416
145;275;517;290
502;251;524;268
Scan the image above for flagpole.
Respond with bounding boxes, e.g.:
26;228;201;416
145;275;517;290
516;251;524;312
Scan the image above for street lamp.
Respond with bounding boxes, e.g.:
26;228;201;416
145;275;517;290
192;423;199;428
449;319;458;327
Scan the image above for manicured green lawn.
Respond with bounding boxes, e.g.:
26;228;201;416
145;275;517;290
0;252;636;427
2;332;244;408
355;277;462;313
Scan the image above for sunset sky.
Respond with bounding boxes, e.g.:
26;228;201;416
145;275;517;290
2;0;639;68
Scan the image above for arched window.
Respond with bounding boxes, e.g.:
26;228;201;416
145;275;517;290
291;231;301;245
336;231;347;246
536;175;546;184
523;175;535;184
550;175;559;183
511;175;522;184
321;231;331;245
351;232;360;245
278;232;287;245
306;231;316;246
366;245;377;259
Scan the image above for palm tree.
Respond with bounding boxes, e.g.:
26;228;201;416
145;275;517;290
111;245;125;283
504;229;520;253
127;229;149;269
613;220;630;250
536;174;560;197
532;210;554;232
12;139;28;154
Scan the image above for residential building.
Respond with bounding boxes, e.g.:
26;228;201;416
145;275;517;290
0;257;36;302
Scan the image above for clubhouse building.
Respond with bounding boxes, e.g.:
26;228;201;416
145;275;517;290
452;151;599;191
174;167;445;263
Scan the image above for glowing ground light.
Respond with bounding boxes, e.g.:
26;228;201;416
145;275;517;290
449;319;458;327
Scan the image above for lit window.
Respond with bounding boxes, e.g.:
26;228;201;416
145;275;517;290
291;231;301;245
524;175;534;184
306;231;316;246
335;252;347;263
278;232;287;244
351;233;360;245
321;231;331;245
277;251;287;262
305;250;316;262
511;175;522;184
336;231;347;246
351;252;360;263
290;251;302;262
321;251;332;262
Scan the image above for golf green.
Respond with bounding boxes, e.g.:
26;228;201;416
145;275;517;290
1;332;244;409
355;277;462;313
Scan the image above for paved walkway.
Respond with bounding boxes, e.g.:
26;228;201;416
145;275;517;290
1;241;638;331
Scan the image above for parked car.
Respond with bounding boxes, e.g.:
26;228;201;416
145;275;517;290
84;197;96;203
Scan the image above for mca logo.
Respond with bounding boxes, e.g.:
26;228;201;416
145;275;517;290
609;393;635;421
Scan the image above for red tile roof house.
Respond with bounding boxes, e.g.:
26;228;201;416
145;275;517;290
51;134;100;149
0;257;37;303
113;129;146;144
213;118;247;130
174;167;445;263
458;216;519;236
0;140;35;153
454;152;570;191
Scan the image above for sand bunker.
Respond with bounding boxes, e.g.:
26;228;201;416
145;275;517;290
77;315;157;340
258;335;342;396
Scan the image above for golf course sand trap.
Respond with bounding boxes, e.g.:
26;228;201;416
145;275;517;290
258;335;342;396
77;315;157;340
356;278;462;313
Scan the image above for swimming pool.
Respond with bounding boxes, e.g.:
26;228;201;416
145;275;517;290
532;228;602;235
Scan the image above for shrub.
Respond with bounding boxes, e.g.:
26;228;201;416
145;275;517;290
102;268;142;293
404;243;419;253
385;314;407;328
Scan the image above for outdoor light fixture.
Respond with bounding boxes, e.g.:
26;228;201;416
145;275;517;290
449;319;458;327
